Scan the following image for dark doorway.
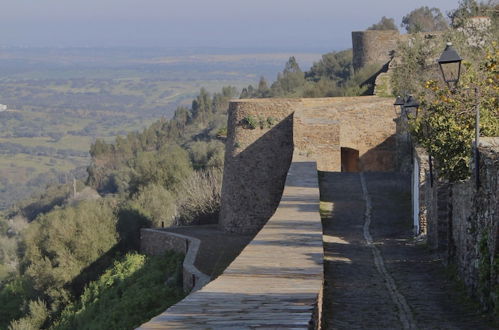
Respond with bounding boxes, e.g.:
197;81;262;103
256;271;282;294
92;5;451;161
341;147;360;172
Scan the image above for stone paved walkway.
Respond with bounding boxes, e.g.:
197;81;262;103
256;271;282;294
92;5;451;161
320;172;494;330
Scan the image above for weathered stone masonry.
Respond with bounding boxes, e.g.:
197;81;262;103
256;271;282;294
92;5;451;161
352;30;402;71
414;138;499;310
219;96;400;234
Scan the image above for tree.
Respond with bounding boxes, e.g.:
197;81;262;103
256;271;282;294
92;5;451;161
191;88;212;123
306;50;353;83
257;76;271;98
129;144;192;193
368;16;398;31
401;6;449;33
449;0;499;28
21;200;118;309
410;42;499;181
271;57;305;96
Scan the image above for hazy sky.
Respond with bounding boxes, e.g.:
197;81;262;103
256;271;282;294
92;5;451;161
0;0;462;51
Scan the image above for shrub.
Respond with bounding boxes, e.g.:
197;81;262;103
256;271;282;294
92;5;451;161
127;184;177;228
241;116;258;129
8;299;49;330
175;168;223;225
21;200;118;309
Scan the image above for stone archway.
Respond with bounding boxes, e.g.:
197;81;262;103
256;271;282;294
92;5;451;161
341;147;360;172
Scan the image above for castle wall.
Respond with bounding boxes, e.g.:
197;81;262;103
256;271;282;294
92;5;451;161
219;99;297;234
219;96;399;234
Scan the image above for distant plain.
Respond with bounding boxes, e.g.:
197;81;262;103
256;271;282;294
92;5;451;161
0;47;321;209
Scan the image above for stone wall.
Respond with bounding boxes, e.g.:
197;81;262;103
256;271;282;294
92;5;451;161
219;99;296;234
140;229;210;292
451;138;498;310
413;138;499;310
219;96;400;234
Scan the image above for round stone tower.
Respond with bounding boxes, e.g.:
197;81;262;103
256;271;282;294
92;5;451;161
352;30;401;71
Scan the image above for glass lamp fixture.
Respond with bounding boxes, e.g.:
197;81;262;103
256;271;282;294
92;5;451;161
437;42;463;89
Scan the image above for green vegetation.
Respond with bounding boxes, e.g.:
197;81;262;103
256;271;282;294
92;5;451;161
392;3;499;181
52;253;184;330
401;6;449;33
240;116;278;130
241;115;258;129
368;16;398;31
449;0;499;29
240;51;381;99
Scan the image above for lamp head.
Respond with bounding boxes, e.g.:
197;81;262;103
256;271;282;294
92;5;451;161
437;42;463;89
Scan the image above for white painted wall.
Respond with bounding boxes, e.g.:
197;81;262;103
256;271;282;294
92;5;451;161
412;157;420;235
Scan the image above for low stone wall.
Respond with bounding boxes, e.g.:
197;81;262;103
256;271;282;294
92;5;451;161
140;229;210;292
139;159;324;329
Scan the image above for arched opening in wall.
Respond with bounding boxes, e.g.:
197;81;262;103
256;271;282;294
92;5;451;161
341;147;360;172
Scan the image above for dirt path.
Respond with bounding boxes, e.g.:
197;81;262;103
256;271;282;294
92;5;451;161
320;172;493;330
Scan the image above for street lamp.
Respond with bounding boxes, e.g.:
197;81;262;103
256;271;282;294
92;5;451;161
404;95;420;118
403;95;435;186
437;42;463;89
437;42;480;188
394;95;405;107
393;95;405;116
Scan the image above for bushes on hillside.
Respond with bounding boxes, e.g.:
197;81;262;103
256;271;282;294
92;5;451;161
127;184;177;227
175;168;223;226
21;200;118;310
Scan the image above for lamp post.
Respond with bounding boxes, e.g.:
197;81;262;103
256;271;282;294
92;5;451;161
437;42;480;188
394;95;412;168
403;95;433;186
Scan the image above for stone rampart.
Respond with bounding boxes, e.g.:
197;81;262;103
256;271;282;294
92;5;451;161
219;96;399;234
219;99;296;234
140;229;210;292
139;159;324;329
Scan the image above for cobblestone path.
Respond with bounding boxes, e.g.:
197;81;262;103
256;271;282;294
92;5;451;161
320;172;493;330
